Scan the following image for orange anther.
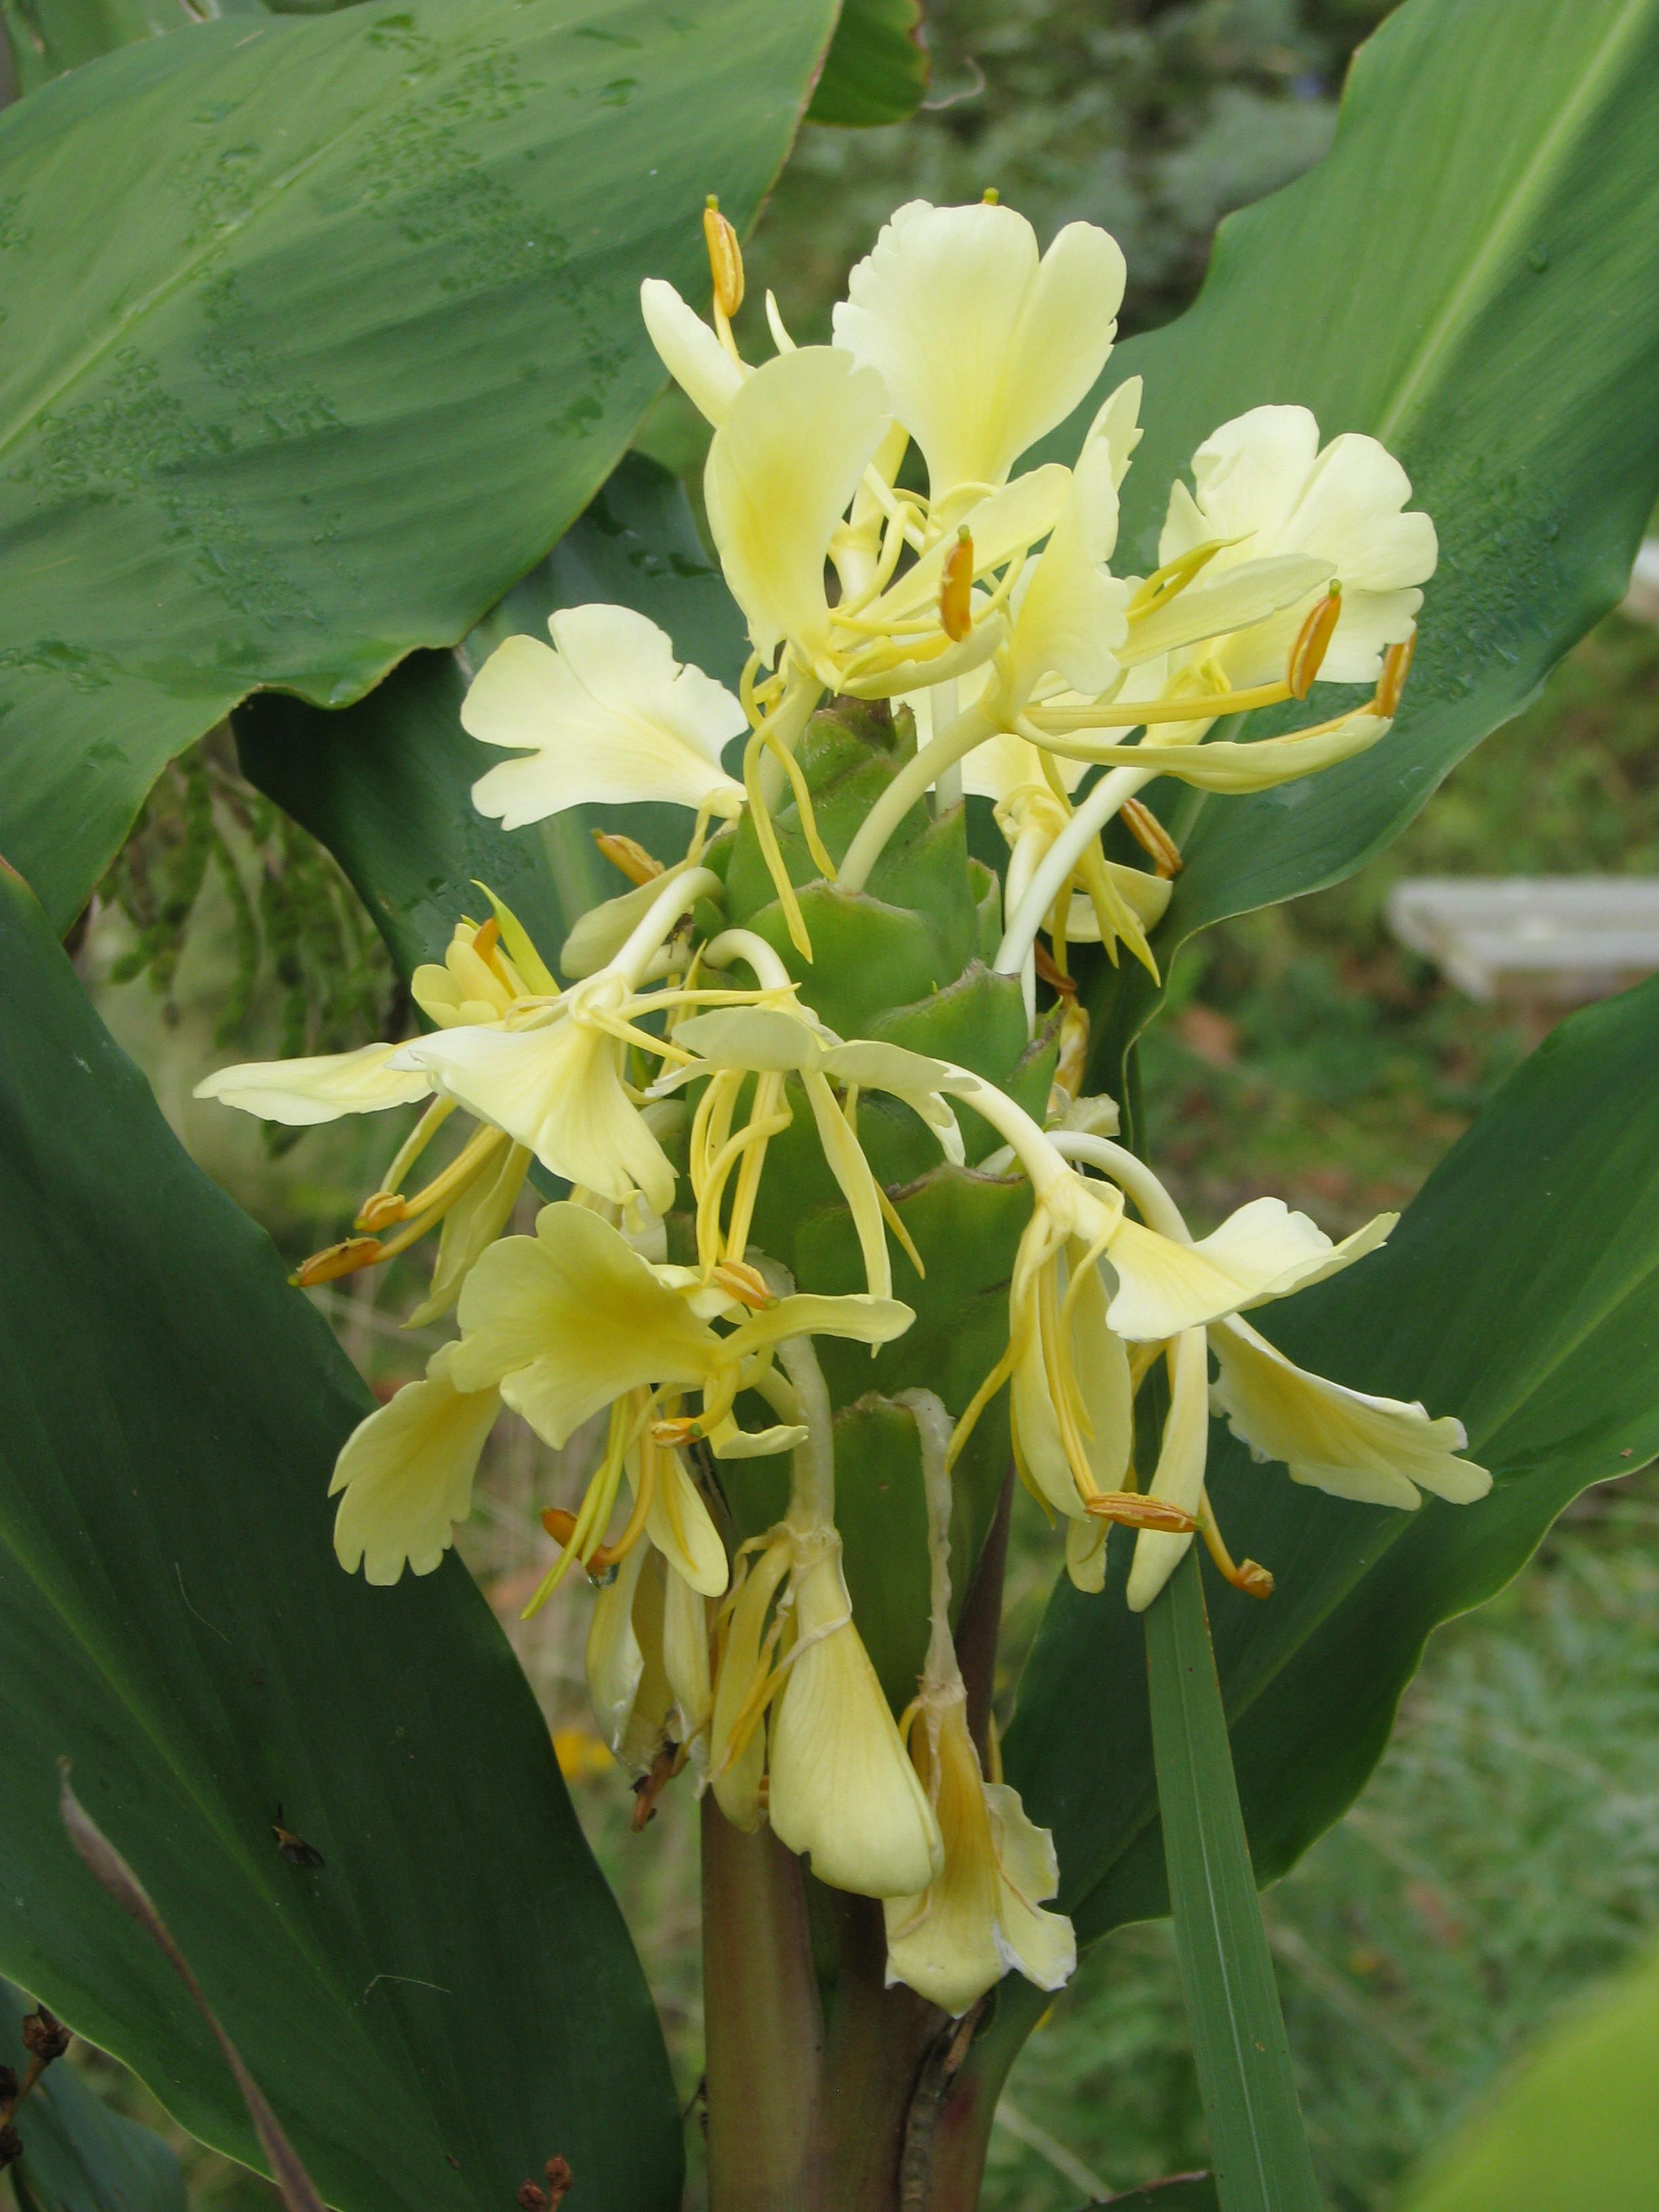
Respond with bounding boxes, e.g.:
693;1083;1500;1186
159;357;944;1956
703;197;745;319
290;1236;384;1288
1032;941;1078;999
651;1416;702;1448
1083;1491;1198;1534
354;1190;407;1233
540;1507;621;1575
592;830;665;886
1376;630;1416;718
710;1258;774;1309
940;527;974;642
1287;581;1343;699
1120;797;1183;879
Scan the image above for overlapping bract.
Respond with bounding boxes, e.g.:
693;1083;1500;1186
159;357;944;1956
198;197;1484;2016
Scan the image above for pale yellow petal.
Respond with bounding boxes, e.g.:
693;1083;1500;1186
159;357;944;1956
396;1017;676;1215
1210;1316;1490;1507
662;1565;714;1771
834;200;1124;499
1007;434;1130;699
645;1444;730;1597
1107;1196;1352;1340
329;1343;499;1584
464;607;745;827
710;1538;791;1832
194;1040;426;1126
769;1544;942;1897
705;346;889;666
640;277;744;425
1126;1327;1210;1611
452;1202;717;1444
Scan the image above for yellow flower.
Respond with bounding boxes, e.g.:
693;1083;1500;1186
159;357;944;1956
464;603;746;830
882;1389;1075;2011
1209;1315;1491;1509
703;344;1067;701
450;1201;912;1458
329;1343;501;1584
392;867;724;1216
766;1524;944;1897
194;913;536;1126
586;1538;714;1783
1158;403;1437;693
665;1002;966;1296
832;198;1126;511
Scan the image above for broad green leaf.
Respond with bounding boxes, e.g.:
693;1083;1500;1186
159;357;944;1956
1;1980;186;2212
1004;972;1659;1966
0;864;682;2212
1;0;183;91
806;0;927;126
237;453;745;974
1399;1938;1659;2212
1052;0;1659;1076
0;0;836;933
0;0;337;96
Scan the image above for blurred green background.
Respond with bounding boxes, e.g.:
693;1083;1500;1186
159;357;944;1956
17;1;1659;2207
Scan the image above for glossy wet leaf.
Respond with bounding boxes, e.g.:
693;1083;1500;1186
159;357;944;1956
806;0;927;125
1046;0;1659;1079
0;865;682;2212
1004;974;1659;1966
1;1980;186;2212
0;0;836;932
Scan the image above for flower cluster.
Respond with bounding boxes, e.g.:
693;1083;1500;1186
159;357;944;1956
199;198;1486;2018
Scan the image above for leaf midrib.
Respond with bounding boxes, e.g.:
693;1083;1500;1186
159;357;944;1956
1371;0;1652;446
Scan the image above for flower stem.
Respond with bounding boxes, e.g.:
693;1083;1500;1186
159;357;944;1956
1145;1547;1322;2212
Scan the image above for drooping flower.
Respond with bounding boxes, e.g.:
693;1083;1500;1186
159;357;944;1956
883;1390;1075;2011
663;1002;967;1296
766;1523;944;1898
464;603;746;831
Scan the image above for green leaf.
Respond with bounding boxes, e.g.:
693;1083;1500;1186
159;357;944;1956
237;453;745;974
1061;0;1659;1073
1005;972;1659;1963
0;863;682;2211
0;1;371;99
1398;1937;1659;2212
1144;1556;1318;2212
0;0;836;933
1090;2182;1221;2212
2;1980;186;2212
806;0;927;126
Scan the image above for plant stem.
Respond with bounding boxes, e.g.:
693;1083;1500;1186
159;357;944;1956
1145;1549;1321;2212
700;1803;825;2212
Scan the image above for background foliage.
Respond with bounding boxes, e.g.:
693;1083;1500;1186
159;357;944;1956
5;1;1659;2209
